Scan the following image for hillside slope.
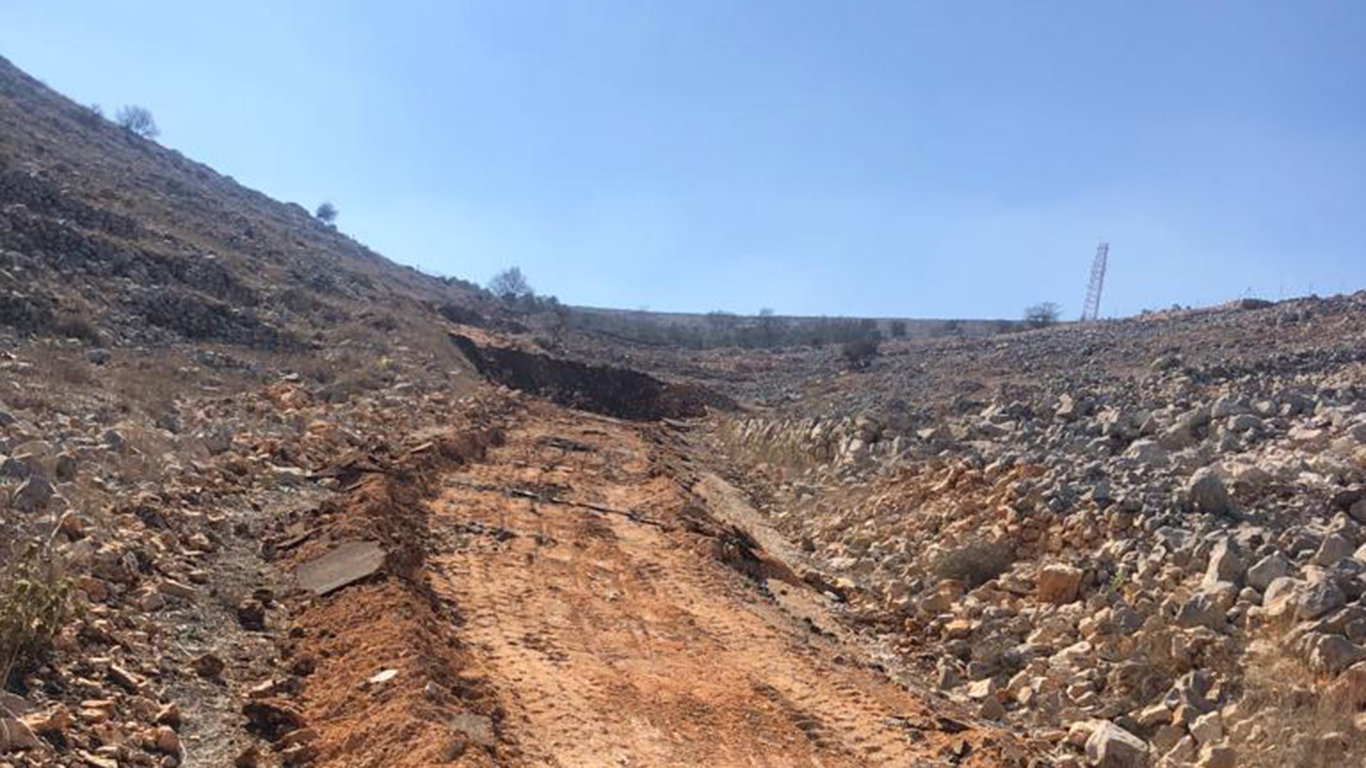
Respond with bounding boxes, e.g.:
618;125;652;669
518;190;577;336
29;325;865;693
0;54;490;375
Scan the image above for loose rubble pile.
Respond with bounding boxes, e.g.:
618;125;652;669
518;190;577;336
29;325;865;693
710;294;1366;767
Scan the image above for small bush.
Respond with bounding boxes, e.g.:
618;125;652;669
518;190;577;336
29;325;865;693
1023;302;1061;328
1;550;73;690
115;105;159;139
488;266;534;301
51;313;103;346
933;541;1013;588
841;339;880;369
315;202;338;225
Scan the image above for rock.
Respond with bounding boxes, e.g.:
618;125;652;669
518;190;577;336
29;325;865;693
1189;711;1223;744
236;599;266;631
1176;586;1234;630
1313;534;1354;566
281;741;319;766
1122;439;1168;467
1197;744;1237;768
1247;553;1290;591
965;678;997;700
1263;576;1304;619
1308;634;1365;675
235;745;261;768
53;452;77;482
157;579;198;600
1299;579;1347;621
1037;563;1084;605
365;669;399;687
152;724;181;754
107;663;145;693
1186;469;1231;515
192;653;225;679
13;474;54;513
1084;720;1150;767
155;703;181;728
1202;539;1244;588
1351;498;1366;525
1056;394;1090;422
242;700;307;741
0;713;43;752
20;707;70;737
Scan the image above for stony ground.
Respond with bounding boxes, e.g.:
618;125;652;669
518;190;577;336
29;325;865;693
693;292;1366;767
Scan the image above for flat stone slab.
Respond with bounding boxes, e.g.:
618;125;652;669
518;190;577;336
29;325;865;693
296;540;385;596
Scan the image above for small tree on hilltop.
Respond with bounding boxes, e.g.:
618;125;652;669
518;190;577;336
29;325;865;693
1024;302;1061;329
488;267;533;300
115;105;159;139
315;202;338;225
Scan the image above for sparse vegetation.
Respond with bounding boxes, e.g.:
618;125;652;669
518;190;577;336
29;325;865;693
1232;622;1366;766
315;201;338;225
1023;301;1061;328
1;547;73;690
115;105;159;139
488;266;534;301
841;338;881;369
52;312;102;346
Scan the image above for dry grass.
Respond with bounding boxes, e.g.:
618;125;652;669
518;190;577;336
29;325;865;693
1231;622;1366;767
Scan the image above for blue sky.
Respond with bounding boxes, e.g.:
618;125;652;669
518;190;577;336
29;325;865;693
3;1;1364;318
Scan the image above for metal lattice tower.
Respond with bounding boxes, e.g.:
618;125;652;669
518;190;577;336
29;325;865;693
1080;242;1109;321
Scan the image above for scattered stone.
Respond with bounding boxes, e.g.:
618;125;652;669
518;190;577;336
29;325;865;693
1084;720;1149;768
13;474;54;513
236;598;266;631
1202;539;1244;587
1037;563;1084;605
1186;469;1231;515
242;700;307;741
1247;553;1290;591
192;653;225;679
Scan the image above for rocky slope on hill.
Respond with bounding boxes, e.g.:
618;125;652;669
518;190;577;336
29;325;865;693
702;293;1366;767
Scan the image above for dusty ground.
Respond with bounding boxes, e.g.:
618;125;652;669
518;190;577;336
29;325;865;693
410;403;1032;767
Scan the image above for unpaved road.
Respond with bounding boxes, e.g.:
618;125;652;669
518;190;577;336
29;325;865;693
426;407;1029;766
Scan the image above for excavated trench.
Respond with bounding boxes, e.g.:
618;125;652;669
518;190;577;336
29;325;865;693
450;333;734;421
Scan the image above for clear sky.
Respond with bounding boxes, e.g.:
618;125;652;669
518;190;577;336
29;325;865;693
3;1;1364;319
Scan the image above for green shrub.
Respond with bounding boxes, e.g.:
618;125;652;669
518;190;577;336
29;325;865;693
1;550;73;690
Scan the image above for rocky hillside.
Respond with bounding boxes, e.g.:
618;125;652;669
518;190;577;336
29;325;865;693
701;293;1366;767
0;54;495;376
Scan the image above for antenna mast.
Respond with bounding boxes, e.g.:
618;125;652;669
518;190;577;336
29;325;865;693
1081;242;1109;321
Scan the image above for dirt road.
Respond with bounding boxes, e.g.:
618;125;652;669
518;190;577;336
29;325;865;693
425;406;1029;766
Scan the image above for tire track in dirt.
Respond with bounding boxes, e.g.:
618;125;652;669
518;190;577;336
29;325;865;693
427;406;1031;767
